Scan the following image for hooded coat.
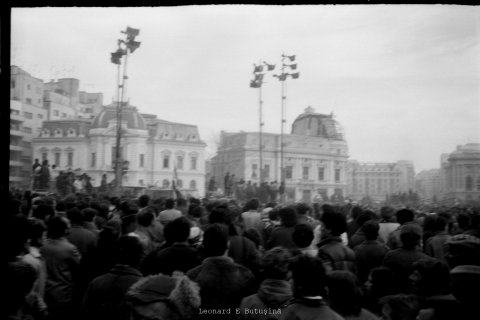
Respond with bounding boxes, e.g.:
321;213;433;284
239;279;293;320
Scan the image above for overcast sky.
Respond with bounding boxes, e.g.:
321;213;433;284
11;5;480;172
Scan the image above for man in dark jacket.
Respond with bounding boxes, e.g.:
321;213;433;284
141;216;200;276
317;209;356;273
354;220;389;284
187;223;256;319
81;235;144;320
239;247;293;319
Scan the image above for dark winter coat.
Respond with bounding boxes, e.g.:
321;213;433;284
142;242;201;276
239;279;293;320
187;256;256;317
317;236;356;273
81;264;142;320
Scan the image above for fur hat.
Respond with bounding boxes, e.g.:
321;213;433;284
126;271;200;320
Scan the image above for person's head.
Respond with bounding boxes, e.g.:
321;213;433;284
66;207;84;225
244;198;260;211
127;272;201;320
321;209;347;237
137;209;154;227
292;223;314;249
296;203;312;216
262;247;292;280
137;194;150;208
279;206;298;227
433;214;448;233
47;216;69;239
444;234;480;268
356;210;376;228
457;212;471;230
27;218;46;248
209;204;230;224
32;204;55;222
82;208;97;223
351;206;364;221
380;206;395;221
366;267;401;297
188;205;204;219
202;223;229;257
362;220;380;241
290;255;327;298
326;271;363;317
115;235;144;268
176;198;187;209
7;215;30;260
379;294;419;320
410;258;450;296
400;223;422;249
167;217;192;243
396;209;415;225
243;228;261;249
165;198;175;209
450;265;480;307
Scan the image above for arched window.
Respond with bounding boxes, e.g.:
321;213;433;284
466;176;473;191
67;128;76;137
477;177;480;191
177;179;183;188
162;179;170;188
54;128;62;137
190;180;197;190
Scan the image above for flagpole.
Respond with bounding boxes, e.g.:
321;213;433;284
259;60;264;185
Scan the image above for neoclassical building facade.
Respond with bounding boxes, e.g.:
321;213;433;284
211;107;349;203
443;143;480;202
32;103;207;197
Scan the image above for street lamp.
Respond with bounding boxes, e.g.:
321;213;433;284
110;26;141;195
250;60;275;184
273;53;299;203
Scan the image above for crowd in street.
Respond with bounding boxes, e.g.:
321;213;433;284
6;187;480;320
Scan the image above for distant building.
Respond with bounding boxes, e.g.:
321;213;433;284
415;169;443;203
9;65;104;189
346;160;415;202
32;103;207;197
211;107;349;203
443;143;480;203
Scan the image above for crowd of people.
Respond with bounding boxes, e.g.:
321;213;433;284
6;188;480;320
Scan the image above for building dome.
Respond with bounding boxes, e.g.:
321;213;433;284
91;103;147;130
291;106;345;140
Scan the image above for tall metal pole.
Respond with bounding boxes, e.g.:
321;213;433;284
114;59;122;195
280;75;286;203
259;74;264;184
115;45;129;194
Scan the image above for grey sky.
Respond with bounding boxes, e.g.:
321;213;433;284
11;5;480;172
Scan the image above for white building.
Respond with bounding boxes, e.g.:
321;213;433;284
32;103;207;197
211;107;349;203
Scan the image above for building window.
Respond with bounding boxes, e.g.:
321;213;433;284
55;153;61;166
477;177;480;191
24;112;33;119
23;127;32;134
91;153;96;167
318;167;325;181
11;80;15;88
177;179;183;188
139;154;144;168
27;84;31;90
177;155;183;169
264;164;270;179
190;156;197;170
61;113;67;118
302;166;310;180
53;110;59;116
26;98;32;104
163;155;170;169
252;164;258;178
335;169;341;182
139;179;144;186
190;180;197;189
162;179;170;188
67;152;73;167
286;165;293;179
466;176;473;191
41;153;47;162
37;114;43;119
